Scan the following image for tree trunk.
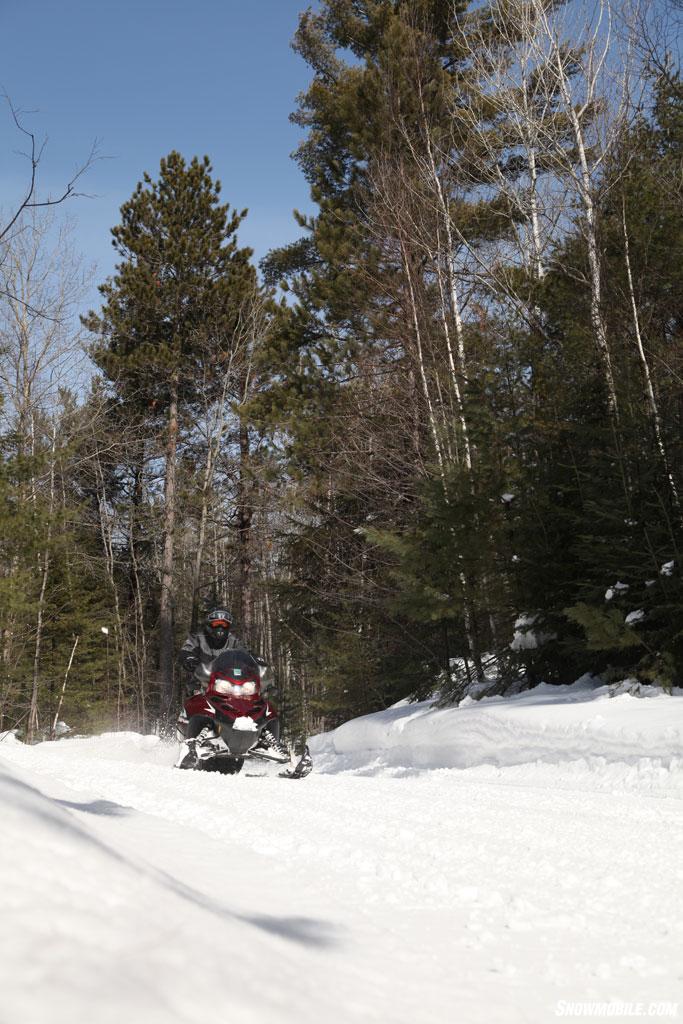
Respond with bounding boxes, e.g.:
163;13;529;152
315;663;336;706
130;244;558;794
159;380;178;718
129;501;148;731
621;196;680;512
94;450;128;728
416;84;473;472
190;491;210;633
51;635;79;739
237;421;254;639
28;427;57;742
190;380;231;631
553;32;619;422
399;237;485;681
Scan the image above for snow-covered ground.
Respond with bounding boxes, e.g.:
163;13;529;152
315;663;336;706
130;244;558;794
2;679;683;1024
310;677;683;794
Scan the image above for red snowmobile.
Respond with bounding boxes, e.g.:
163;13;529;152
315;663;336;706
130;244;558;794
175;648;312;779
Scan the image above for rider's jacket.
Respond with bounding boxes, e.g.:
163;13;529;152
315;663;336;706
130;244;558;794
179;630;244;670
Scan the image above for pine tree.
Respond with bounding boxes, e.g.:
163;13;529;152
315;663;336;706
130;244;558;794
85;153;257;717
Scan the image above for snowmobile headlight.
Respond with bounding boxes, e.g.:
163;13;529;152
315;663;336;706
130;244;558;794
213;678;237;695
213;678;258;697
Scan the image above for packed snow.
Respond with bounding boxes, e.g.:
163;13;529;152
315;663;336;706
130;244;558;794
2;678;682;1023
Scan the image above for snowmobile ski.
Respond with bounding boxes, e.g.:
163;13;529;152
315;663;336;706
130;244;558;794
279;745;313;779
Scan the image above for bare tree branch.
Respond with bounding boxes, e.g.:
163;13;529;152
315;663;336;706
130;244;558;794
0;92;99;246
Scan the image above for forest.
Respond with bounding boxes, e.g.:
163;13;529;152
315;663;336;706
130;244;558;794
1;0;681;743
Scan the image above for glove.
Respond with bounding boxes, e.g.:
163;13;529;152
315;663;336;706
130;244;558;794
182;652;199;671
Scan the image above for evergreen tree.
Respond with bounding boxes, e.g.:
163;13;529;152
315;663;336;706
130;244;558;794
86;153;257;717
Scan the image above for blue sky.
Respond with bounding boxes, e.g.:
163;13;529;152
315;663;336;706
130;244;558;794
0;0;317;302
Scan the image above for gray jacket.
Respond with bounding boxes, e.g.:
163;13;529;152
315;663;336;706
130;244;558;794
179;630;245;672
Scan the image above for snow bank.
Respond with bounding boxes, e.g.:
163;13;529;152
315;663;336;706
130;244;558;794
0;758;233;1024
310;678;683;781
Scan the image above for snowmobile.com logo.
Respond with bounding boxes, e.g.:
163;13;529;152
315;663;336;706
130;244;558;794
555;1002;678;1018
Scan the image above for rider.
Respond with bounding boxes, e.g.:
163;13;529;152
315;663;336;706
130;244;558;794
179;608;244;694
178;608;289;759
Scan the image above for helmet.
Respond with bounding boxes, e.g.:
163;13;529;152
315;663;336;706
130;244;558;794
204;608;232;648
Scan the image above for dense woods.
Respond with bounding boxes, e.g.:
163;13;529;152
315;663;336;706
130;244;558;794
1;0;681;743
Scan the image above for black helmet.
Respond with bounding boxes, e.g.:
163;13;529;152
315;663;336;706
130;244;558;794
204;608;232;647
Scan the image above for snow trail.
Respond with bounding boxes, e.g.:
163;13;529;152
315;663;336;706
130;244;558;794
2;683;683;1023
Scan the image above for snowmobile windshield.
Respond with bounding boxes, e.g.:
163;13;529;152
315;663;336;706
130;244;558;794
211;649;260;683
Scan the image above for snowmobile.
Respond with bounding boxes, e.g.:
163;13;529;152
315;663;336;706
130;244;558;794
175;648;312;779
